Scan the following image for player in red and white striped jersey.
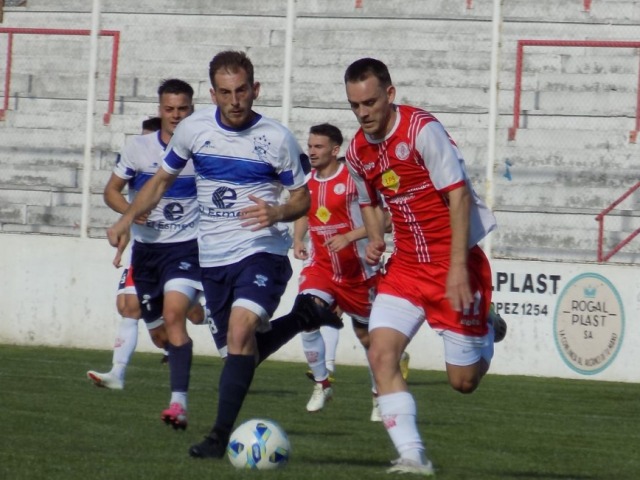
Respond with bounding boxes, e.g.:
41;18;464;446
344;57;504;476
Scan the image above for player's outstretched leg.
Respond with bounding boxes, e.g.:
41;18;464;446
255;294;343;365
293;294;344;331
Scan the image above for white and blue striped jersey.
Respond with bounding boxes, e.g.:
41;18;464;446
163;106;310;267
114;131;198;244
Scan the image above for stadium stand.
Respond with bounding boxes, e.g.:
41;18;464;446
0;0;638;262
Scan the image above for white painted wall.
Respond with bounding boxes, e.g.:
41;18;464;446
1;234;637;382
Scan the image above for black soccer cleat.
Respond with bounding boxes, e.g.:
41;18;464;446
293;294;344;331
189;430;229;459
489;308;507;343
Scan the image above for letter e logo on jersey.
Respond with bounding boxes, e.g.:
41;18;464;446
395;142;411;160
211;186;237;209
164;202;184;221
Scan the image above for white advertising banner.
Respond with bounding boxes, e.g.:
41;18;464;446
0;235;637;383
490;259;639;382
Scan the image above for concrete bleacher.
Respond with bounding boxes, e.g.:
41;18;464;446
0;0;638;263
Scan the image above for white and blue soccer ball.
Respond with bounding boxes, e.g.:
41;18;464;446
227;418;291;470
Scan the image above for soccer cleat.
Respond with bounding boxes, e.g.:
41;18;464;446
306;383;333;412
293;294;344;331
387;457;435;476
399;351;410;381
488;306;507;343
305;369;335;383
161;402;188;430
86;370;124;390
189;430;229;459
371;396;382;422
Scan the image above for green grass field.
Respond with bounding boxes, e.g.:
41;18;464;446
2;345;638;480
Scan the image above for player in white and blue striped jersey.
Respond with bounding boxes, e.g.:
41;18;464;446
92;79;203;431
106;52;343;459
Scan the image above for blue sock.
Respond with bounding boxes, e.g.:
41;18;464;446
167;339;192;392
214;354;256;435
256;312;300;365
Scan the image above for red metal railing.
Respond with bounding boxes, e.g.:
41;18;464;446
595;181;640;262
508;39;640;143
0;27;120;124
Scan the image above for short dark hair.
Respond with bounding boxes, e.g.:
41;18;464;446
309;123;344;147
141;116;161;132
157;78;194;100
209;50;255;88
344;58;392;88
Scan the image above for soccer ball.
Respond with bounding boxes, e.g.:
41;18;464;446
227;418;291;469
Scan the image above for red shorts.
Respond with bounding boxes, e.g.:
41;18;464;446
298;266;379;320
378;245;492;337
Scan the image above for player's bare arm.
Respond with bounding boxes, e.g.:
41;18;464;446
293;215;309;260
445;185;473;312
240;186;310;231
106;168;178;266
360;204;386;265
103;173;149;225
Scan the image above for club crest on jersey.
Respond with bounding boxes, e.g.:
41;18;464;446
395;142;411;160
333;183;346;195
315;205;331;224
253;274;269;287
253;135;271;161
381;169;400;192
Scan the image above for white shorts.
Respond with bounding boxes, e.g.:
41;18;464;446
370;293;494;367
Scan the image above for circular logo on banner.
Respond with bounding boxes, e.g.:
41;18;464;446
553;273;624;375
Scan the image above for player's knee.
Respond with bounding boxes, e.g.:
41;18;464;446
449;375;480;394
149;329;168;349
187;304;205;325
352;321;370;348
452;380;479;394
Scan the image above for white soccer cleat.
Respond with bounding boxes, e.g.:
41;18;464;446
371;396;382;422
387;457;435;476
86;370;124;390
306;383;333;412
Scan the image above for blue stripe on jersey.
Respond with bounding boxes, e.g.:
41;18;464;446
278;170;295;187
165;149;188;170
130;173;196;198
193;153;279;184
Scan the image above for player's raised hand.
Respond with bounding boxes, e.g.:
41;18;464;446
365;239;386;265
107;217;131;268
240;195;279;231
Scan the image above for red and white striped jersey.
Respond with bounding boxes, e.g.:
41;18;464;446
345;105;496;264
304;162;378;283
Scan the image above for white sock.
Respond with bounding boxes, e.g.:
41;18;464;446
377;391;426;464
320;325;340;374
111;317;138;380
301;329;329;381
170;391;187;409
